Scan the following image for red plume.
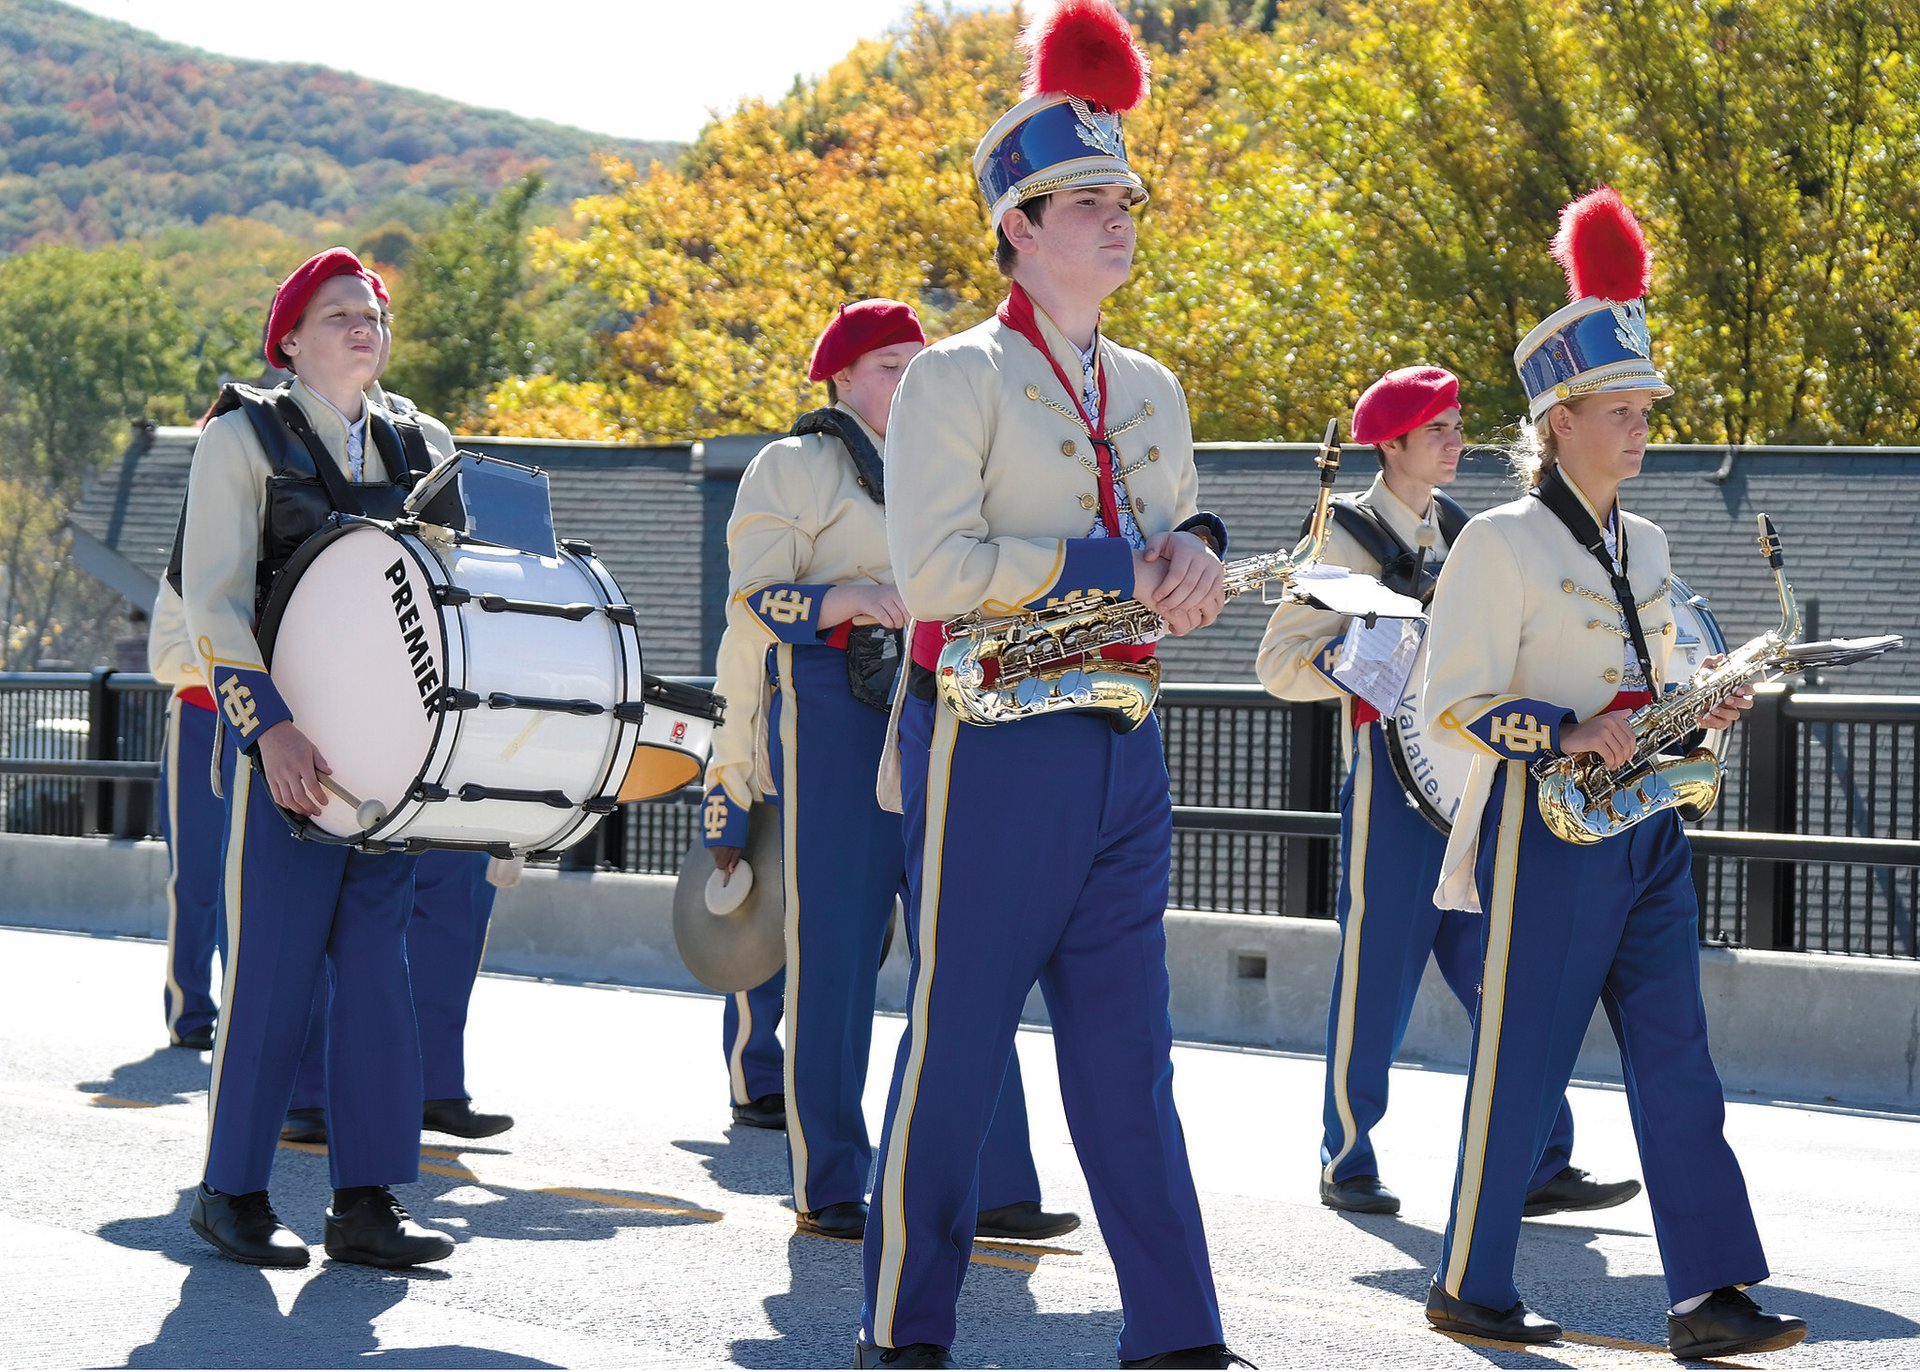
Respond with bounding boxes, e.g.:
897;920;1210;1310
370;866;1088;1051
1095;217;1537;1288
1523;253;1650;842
1551;187;1652;303
1021;0;1150;112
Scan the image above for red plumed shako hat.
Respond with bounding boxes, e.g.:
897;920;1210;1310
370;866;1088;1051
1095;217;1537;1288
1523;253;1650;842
264;247;388;369
973;0;1152;231
1351;366;1461;446
806;299;926;383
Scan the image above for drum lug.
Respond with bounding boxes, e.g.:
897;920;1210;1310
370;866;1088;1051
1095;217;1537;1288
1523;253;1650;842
455;783;576;809
485;691;606;716
604;604;637;628
476;593;597;622
613;702;647;724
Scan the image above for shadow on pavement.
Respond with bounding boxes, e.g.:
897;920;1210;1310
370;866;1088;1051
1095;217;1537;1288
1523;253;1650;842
98;1186;557;1370
674;1125;793;1198
77;1045;210;1106
729;1229;1122;1369
1342;1209;1920;1357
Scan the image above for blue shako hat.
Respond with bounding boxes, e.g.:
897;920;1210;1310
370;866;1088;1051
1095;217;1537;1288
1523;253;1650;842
973;0;1151;232
1514;187;1672;421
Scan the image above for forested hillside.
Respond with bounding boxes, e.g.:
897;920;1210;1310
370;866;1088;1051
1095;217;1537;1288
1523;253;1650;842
0;0;677;249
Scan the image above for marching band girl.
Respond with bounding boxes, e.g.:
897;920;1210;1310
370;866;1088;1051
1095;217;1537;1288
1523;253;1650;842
1421;189;1805;1360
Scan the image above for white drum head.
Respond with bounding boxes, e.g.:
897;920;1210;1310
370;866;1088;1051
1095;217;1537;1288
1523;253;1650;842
268;525;444;839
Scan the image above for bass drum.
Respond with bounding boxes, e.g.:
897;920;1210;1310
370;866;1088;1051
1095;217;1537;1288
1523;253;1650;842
1384;576;1727;833
257;516;646;856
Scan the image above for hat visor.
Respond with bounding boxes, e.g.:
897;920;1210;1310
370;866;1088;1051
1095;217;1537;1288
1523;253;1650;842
988;163;1148;232
1528;364;1672;421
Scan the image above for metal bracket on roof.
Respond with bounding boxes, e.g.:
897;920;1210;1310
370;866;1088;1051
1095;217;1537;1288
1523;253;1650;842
1710;444;1740;484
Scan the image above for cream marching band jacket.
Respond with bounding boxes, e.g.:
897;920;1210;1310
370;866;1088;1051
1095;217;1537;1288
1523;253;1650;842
703;404;895;833
885;309;1201;623
178;377;455;752
876;306;1205;809
1424;478;1682;912
146;581;205;694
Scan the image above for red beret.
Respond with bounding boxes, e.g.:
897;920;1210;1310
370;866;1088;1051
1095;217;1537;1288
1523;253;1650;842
264;247;389;369
806;299;926;383
1351;366;1461;445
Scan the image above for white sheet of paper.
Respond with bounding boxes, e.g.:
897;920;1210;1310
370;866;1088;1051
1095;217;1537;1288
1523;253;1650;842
1331;614;1426;716
1279;564;1426;620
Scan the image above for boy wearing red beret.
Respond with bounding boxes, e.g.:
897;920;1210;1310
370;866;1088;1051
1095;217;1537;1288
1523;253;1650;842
179;248;458;1270
1257;366;1637;1221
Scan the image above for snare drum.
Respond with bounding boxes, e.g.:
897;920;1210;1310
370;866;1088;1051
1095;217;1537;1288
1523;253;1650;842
1384;576;1726;833
257;517;646;856
619;675;726;803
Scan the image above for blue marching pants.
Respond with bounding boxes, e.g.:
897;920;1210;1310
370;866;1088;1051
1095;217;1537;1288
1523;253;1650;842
770;644;1040;1214
863;694;1220;1361
1437;762;1768;1311
1322;724;1571;1190
291;850;496;1111
159;698;225;1042
723;969;786;1106
204;745;421;1195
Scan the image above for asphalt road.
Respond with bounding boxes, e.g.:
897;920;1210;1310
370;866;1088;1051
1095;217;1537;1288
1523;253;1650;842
2;925;1915;1370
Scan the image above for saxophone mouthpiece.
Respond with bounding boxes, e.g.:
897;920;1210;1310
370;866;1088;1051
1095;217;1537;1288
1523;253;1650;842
1757;513;1784;570
1319;418;1341;485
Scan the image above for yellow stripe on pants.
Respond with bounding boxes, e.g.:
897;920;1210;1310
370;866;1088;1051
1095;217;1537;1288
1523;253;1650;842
1322;728;1373;1183
872;704;959;1347
1443;761;1527;1297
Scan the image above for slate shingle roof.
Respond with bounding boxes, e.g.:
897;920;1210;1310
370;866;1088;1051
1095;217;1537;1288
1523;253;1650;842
66;429;1919;692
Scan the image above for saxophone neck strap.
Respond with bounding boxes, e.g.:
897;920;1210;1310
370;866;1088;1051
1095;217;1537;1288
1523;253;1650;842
792;407;885;506
1532;465;1658;692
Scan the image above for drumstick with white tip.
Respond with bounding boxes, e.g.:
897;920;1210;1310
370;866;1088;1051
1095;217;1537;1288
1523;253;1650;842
317;773;390;830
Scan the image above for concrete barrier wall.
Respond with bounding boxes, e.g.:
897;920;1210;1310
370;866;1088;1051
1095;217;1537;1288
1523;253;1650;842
4;833;1914;1113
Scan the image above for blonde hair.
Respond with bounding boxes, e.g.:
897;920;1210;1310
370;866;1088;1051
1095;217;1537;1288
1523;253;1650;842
1506;395;1593;487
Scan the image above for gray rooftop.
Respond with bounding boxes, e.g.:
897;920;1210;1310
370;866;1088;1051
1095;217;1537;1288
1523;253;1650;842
67;429;1918;692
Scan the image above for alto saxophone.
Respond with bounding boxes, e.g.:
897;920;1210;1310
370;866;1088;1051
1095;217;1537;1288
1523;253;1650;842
1532;514;1902;844
935;419;1348;732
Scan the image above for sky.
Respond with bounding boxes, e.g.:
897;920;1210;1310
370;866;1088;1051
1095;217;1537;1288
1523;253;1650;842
61;0;996;143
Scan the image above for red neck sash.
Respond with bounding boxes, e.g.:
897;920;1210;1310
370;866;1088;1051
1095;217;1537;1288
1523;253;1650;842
996;283;1123;539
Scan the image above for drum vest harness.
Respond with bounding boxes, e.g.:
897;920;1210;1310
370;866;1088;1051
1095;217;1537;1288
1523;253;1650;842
1313;492;1470;607
166;383;435;616
790;407;901;711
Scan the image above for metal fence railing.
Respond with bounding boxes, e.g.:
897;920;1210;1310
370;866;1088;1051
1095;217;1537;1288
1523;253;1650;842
3;672;1915;959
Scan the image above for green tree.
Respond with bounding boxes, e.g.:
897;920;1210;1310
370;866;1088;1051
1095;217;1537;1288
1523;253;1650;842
383;175;546;422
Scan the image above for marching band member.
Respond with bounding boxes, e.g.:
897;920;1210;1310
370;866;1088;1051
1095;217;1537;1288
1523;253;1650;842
860;5;1239;1366
146;581;223;1053
702;299;1075;1244
180;248;456;1269
1421;189;1806;1359
280;368;513;1148
1256;367;1637;1220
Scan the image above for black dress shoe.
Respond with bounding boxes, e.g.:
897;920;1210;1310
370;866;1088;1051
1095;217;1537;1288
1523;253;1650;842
280;1107;328;1144
170;1024;215;1051
975;1200;1080;1240
323;1186;455;1267
1523;1165;1642;1217
1319;1174;1400;1215
1120;1345;1256;1369
1668;1287;1807;1359
189;1183;310;1267
731;1092;787;1130
853;1341;958;1368
796;1199;868;1239
422;1097;514;1138
1426;1280;1561;1343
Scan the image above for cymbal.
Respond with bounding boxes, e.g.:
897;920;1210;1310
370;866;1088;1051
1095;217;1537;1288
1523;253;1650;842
671;801;785;993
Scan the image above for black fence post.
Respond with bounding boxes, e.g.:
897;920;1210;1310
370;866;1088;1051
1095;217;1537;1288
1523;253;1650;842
85;668;118;837
1283;702;1335;917
1742;684;1796;949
